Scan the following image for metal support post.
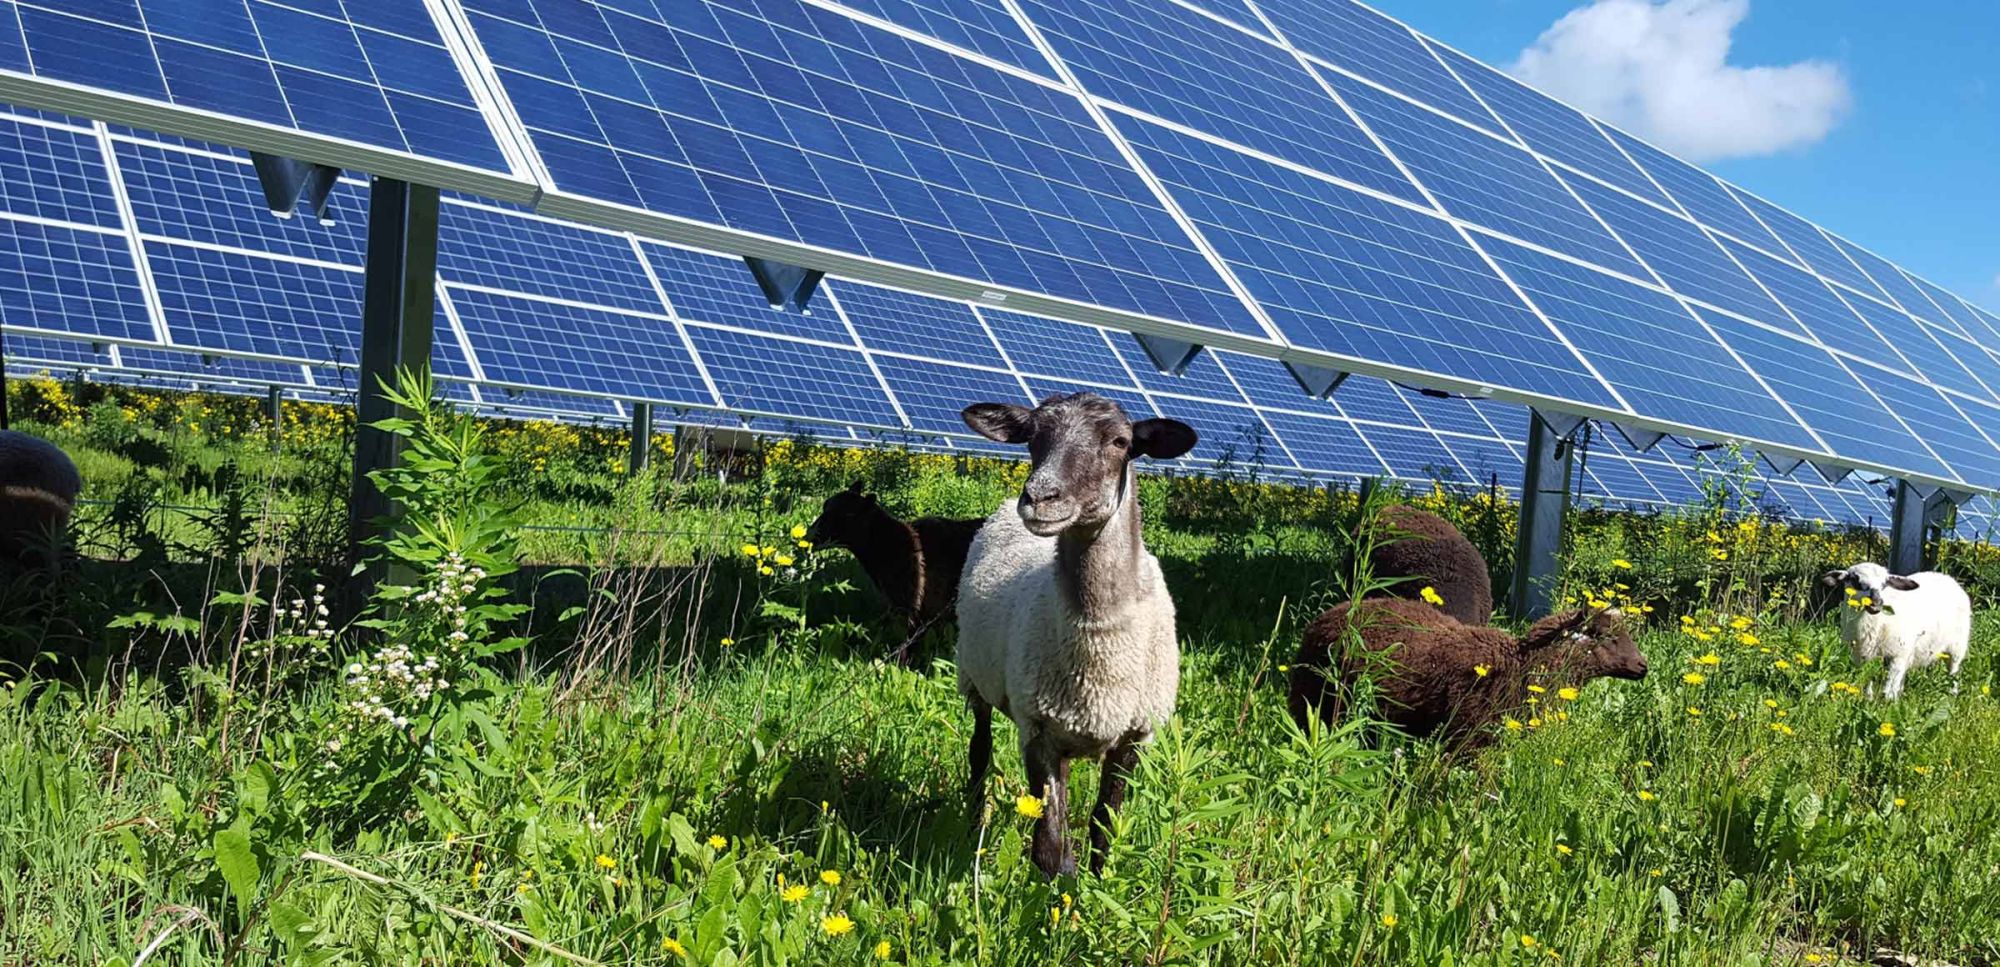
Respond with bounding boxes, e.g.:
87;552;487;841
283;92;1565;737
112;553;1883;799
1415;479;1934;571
629;402;653;473
348;177;439;566
1887;480;1955;574
1510;409;1579;617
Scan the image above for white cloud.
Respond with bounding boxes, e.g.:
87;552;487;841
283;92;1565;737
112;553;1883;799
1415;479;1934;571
1508;0;1851;162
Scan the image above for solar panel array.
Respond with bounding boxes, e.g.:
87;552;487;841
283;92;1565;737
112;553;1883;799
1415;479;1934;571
3;0;2000;510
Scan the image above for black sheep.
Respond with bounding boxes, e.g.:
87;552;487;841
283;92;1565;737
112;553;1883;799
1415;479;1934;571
807;482;982;665
1364;505;1494;625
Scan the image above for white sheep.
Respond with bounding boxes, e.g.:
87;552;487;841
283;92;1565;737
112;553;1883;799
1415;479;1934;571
956;392;1196;877
1821;562;1971;699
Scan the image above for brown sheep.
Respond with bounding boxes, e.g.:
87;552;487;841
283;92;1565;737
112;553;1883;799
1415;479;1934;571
806;481;982;665
0;430;81;565
1364;505;1493;625
1287;597;1648;751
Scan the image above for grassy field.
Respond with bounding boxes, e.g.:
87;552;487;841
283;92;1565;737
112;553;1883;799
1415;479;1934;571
3;378;1998;965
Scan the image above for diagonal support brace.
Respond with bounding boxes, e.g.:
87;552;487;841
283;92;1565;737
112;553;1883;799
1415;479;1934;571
744;257;825;313
1131;333;1203;376
252;152;342;224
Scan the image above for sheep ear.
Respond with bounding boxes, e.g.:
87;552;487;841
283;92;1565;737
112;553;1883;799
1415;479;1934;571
1132;418;1197;460
846;479;864;495
961;403;1034;444
1819;569;1847;588
1886;575;1920;591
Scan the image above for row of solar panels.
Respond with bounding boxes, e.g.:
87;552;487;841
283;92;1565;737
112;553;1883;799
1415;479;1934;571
6;104;1988;538
7;0;2000;497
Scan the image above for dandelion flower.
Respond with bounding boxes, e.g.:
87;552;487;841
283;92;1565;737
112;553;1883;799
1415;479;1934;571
1521;935;1538;949
761;545;776;556
1555;843;1572;856
1893;797;1906;808
822;914;855;936
1473;664;1490;678
1879;722;1896;738
1637;790;1656;802
721;637;736;647
1277;664;1289;673
1503;718;1523;731
595;854;616;870
1649;869;1662;878
1730;616;1752;631
1912;765;1932;776
741;543;760;557
875;940;893;959
1381;913;1398;928
1693;653;1720;666
782;884;810;903
790;524;808;539
1527;684;1547;694
1681;672;1706;686
1612;559;1632;569
1557;687;1579;701
1419;586;1445;606
661;937;688;957
821;870;842;887
708;835;728;850
1528;718;1542;728
759;566;775;576
1763;699;1779;709
1015;794;1044;819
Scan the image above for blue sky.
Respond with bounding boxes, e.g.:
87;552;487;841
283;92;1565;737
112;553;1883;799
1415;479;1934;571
1365;0;2000;313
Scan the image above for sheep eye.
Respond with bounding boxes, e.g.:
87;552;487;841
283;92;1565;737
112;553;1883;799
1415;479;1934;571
1111;436;1130;450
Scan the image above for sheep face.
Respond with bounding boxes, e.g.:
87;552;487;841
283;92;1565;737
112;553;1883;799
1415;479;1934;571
1531;609;1649;682
1821;562;1918;615
961;393;1195;537
806;481;875;549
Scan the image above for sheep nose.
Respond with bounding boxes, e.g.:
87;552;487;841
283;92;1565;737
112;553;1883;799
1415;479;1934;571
1023;480;1062;506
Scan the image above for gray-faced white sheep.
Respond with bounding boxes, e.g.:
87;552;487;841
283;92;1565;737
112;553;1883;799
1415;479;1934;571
956;392;1196;877
806;481;983;665
0;429;80;566
1821;562;1970;699
1364;505;1493;625
1287;597;1648;752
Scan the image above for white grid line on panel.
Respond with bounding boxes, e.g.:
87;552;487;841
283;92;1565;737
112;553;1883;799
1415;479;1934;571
629;235;724;408
92;120;172;345
820;283;912;430
966;304;1041;405
432;283;489;385
421;0;549;188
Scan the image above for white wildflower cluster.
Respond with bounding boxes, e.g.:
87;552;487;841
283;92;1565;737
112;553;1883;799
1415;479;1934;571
282;583;336;646
343;643;446;729
414;552;486;650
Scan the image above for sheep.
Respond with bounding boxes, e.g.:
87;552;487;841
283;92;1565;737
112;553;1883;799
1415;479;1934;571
806;481;983;665
0;429;81;566
1287;597;1648;752
956;392;1197;877
1362;504;1493;625
1820;562;1970;699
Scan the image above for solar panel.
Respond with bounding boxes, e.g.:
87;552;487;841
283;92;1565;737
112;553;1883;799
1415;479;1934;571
0;0;531;198
1256;0;1504;138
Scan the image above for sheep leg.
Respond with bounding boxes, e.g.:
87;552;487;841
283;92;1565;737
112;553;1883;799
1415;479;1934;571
1948;650;1964;695
965;697;993;831
1882;659;1909;701
1087;739;1140;875
1024;739;1076;877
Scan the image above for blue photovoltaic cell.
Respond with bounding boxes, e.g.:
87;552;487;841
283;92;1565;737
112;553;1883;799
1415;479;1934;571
464;0;1260;337
1254;0;1502;137
1693;306;1948;480
1110;338;1245;401
1845;364;1997;487
1172;0;1265;32
1963;305;2000;357
1116;115;1618;409
0;219;154;341
3;332;111;366
829;0;1051;78
441;204;660;314
479;386;622;417
978;308;1133;387
1328;373;1418;426
1576;451;1662;505
828;281;1003;368
1436;432;1520;487
872;355;1027;435
1401;388;1502;439
1025;380;1154;422
1841;296;1992;401
1481;235;1815;448
145;242;361;362
447;287;709;405
1631;458;1703;506
684;325;901;427
6;0;510;173
1254;409;1382;476
1720;238;1906;367
1163;397;1289;468
1023;0;1421;204
1602;128;1792;260
1827;235;1959;335
644;243;852;344
1421;42;1670;208
1214;351;1329;413
120;348;305;386
0;116;120;227
1362;423;1462;481
116;141;369;264
1559;173;1795;333
1722;185;1885;299
1903;273;1992;342
1325;74;1645;279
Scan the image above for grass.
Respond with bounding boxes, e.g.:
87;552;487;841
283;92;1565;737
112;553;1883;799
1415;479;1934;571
2;380;1998;965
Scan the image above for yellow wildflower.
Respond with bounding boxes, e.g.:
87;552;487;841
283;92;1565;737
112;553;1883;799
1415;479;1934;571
1612;559;1632;569
1522;935;1538;949
1420;586;1445;606
1504;718;1523;731
1693;653;1720;666
1555;843;1572;856
875;940;893;959
775;554;795;567
822;914;855;936
708;835;728;850
1527;684;1547;694
759;566;775;576
1879;722;1896;738
790;524;808;539
1016;794;1044;819
1382;913;1398;928
821;870;842;887
1557;687;1579;701
595;854;616;870
782;884;810;903
1893;797;1906;808
741;544;759;557
1473;664;1490;677
1637;790;1656;802
721;637;736;647
1682;672;1706;686
1730;616;1751;631
1739;633;1761;646
661;937;688;957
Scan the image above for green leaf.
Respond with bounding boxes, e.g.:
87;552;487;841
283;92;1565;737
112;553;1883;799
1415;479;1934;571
213;819;259;919
1656;885;1681;934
